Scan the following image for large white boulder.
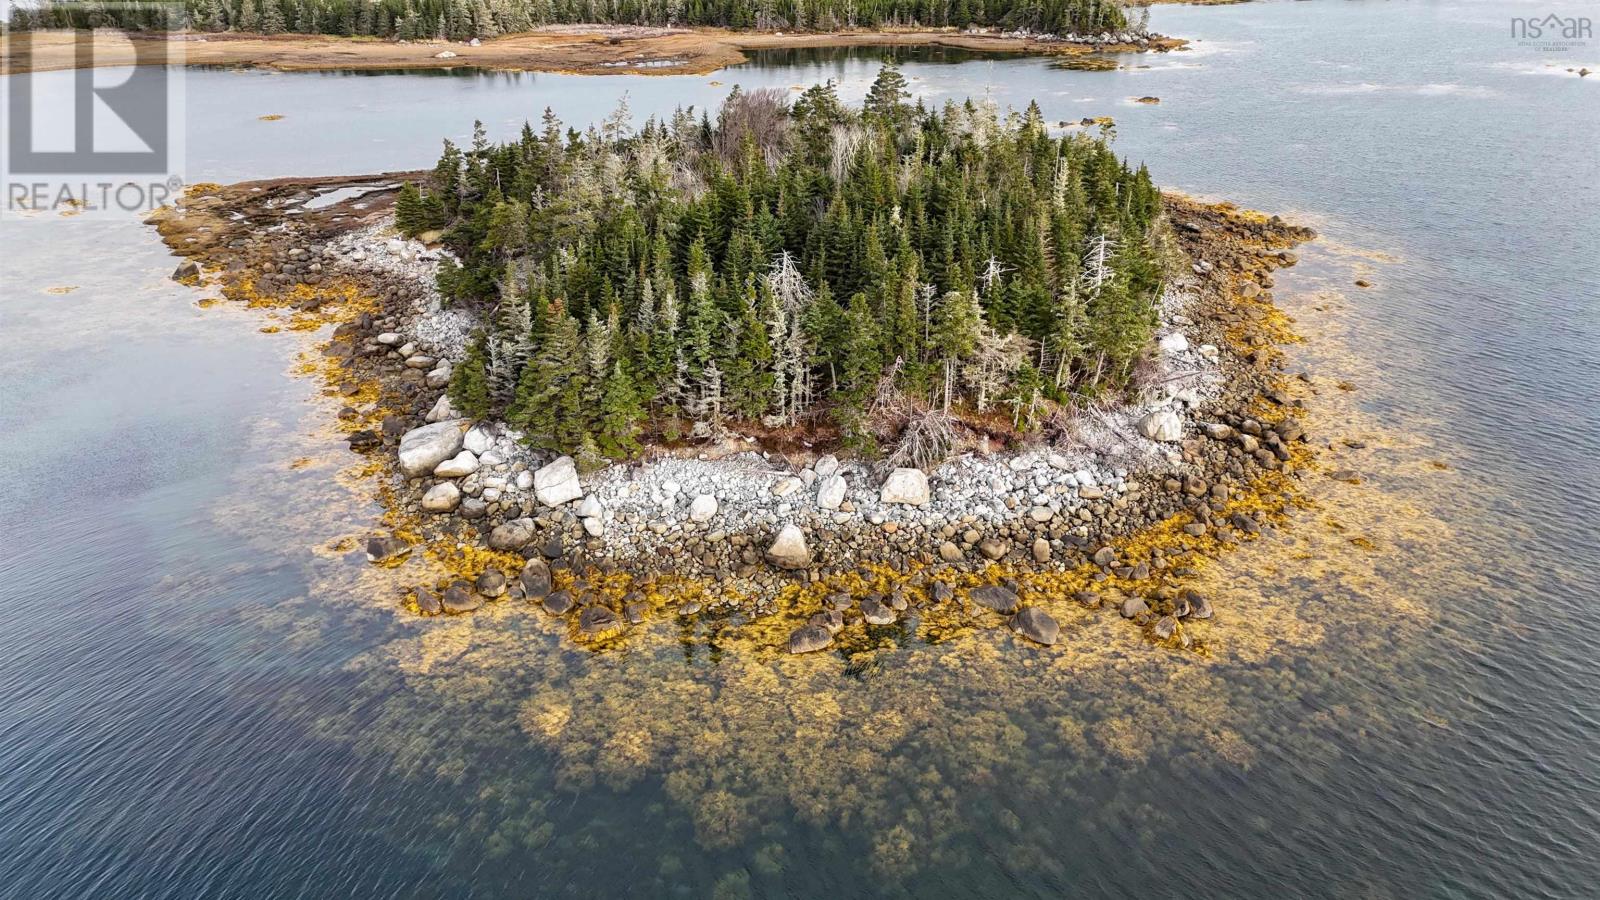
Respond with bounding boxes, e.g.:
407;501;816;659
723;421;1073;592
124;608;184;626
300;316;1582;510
462;423;496;455
816;474;847;510
421;481;460;512
813;454;840;478
534;456;583;507
1158;332;1190;355
433;450;479;478
688;494;719;523
879;468;930;506
765;523;811;569
398;420;465;477
1138;408;1184;443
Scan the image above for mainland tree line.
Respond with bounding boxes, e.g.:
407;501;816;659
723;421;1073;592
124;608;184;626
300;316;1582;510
10;0;1138;42
394;69;1172;468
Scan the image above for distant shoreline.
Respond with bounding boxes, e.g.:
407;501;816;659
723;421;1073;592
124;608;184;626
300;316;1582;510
2;26;1186;77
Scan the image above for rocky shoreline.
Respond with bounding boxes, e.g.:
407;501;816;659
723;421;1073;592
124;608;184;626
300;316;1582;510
5;26;1185;77
153;175;1315;652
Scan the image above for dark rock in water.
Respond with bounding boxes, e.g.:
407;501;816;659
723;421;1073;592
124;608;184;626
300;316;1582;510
171;260;200;281
809;609;845;634
380;415;408;438
415;589;442;616
1010;607;1060;646
441;582;482;614
827;592;853;611
520;558;552;600
1186;593;1214;620
542;590;574;616
861;595;898;626
366;534;411;564
787;624;833;654
346;429;381;451
624;601;649;624
541;535;565;559
677;600;702;616
578;604;621;634
1120;595;1150;619
970;585;1021;614
475;568;506;599
1073;590;1099;607
1230;512;1261;534
1093;546;1117;567
1152;615;1178;641
930;581;955;603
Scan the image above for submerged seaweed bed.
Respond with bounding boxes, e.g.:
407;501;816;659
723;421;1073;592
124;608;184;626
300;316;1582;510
146;169;1483;893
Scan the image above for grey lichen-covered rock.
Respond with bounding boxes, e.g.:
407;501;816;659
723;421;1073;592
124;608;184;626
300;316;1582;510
542;590;575;616
578;604;621;635
440;582;482;614
978;538;1009;561
520;558;552;600
425;393;457;422
815;474;847;510
809;609;845;634
787;624;833;654
488;518;537;551
365;534;411;564
534;455;583;507
970;585;1021;614
1137;408;1184;443
860;595;897;626
475;568;507;599
765;522;812;569
398;420;465;477
1009;607;1060;646
420;481;460;512
879;467;930;506
1152;615;1178;640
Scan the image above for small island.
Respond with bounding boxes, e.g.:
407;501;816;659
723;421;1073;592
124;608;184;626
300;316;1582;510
154;71;1314;653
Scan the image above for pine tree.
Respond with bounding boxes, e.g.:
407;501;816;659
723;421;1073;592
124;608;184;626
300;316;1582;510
865;64;909;122
509;303;587;453
449;334;493;418
595;361;643;458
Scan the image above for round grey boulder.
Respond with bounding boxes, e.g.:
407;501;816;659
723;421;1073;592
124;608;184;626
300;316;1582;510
1010;607;1060;646
970;585;1020;614
787;624;833;654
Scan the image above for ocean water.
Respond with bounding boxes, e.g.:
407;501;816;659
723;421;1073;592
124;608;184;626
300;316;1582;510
2;1;1597;896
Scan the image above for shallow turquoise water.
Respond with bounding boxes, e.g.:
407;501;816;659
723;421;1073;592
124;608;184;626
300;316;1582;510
3;1;1598;896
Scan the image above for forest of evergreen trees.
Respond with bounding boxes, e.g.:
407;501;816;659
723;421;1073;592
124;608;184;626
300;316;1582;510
392;70;1168;466
11;0;1135;42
